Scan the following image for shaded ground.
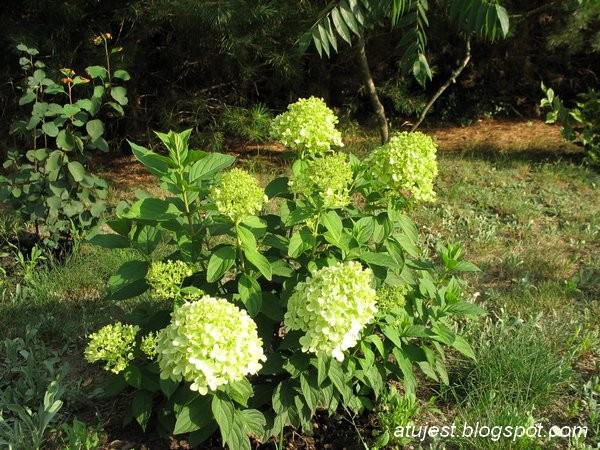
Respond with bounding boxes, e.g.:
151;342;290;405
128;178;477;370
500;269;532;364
98;119;580;194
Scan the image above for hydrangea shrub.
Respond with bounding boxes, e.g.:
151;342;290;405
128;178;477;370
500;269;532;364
87;102;482;449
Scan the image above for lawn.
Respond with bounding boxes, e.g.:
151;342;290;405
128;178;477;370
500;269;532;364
1;120;598;449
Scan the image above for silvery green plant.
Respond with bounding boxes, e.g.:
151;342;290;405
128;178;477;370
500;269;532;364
87;99;483;449
0;36;129;248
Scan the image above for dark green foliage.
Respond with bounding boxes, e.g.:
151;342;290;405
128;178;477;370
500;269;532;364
0;42;129;248
542;85;600;165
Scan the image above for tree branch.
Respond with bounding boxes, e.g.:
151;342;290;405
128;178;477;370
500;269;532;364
411;37;471;132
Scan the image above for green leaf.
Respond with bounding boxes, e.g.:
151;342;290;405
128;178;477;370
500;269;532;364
320;210;343;244
382;325;403;348
207;245;237;282
41;121;59;137
212;393;251;450
159;377;179;399
243;246;272;281
264;176;290;199
132;390;153;431
67;161;86;182
238;274;262;316
328;360;351;402
121;198;181;221
174;395;213;434
86;65;108;80
107;260;149;300
239;409;266;438
123;365;142;388
299;373;319;413
444;300;485;316
221;378;253;407
19;92;36;106
451;335;476;360
453;261;481;272
236;223;257;250
353;217;375;244
110;86;128;105
359;251;400;269
189;153;236;182
56;129;75;151
89;233;130;249
288;227;316;258
86;119;105;140
392;348;417;395
132;224;161;255
113;69;131;81
130;141;173;177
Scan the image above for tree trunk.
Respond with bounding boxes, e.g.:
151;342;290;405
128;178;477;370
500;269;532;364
356;35;389;144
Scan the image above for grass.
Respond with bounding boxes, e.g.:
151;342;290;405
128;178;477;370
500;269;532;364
1;122;599;449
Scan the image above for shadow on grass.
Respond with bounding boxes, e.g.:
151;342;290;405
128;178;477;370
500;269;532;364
441;144;587;167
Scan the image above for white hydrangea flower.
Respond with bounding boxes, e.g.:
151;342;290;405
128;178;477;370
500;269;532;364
367;131;438;202
209;168;268;223
156;296;266;394
284;261;377;361
289;152;354;209
270;97;343;157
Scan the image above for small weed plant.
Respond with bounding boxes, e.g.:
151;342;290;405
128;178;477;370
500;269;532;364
86;97;483;448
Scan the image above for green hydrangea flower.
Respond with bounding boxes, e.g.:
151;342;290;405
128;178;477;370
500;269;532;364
84;323;139;374
147;260;194;300
140;332;158;359
156;296;266;394
284;261;377;361
367;131;438;202
209;168;268;223
270;97;343;157
376;284;409;313
290;152;354;209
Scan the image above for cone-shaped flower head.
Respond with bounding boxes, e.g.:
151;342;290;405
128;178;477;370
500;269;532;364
367;131;438;202
284;261;377;361
84;323;139;374
270;97;343;157
209;168;268;223
156;296;266;394
290;152;354;209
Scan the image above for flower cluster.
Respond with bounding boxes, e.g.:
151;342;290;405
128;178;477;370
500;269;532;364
290;152;354;209
270;97;343;157
84;323;139;374
140;332;158;359
284;261;377;361
147;260;194;300
209;168;268;223
367;131;438;202
156;296;266;394
376;284;409;313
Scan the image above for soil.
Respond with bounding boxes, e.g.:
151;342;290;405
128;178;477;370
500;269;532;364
98;119;579;193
